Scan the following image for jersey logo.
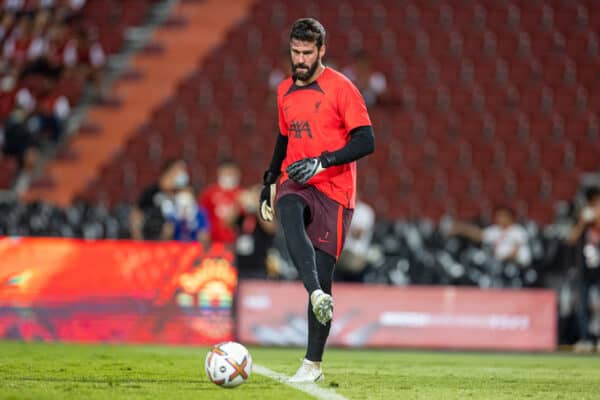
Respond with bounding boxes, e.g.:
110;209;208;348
314;101;322;113
289;120;313;139
318;231;331;243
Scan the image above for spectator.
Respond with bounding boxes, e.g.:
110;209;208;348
0;65;18;118
129;159;190;240
3;14;34;67
75;26;106;102
27;9;50;62
0;11;16;45
164;188;209;244
235;184;276;279
3;0;26;12
32;75;70;142
266;52;290;108
44;23;78;74
341;50;387;107
566;187;600;352
66;0;87;13
2;72;39;173
336;199;375;282
451;206;532;267
199;159;243;245
268;51;290;93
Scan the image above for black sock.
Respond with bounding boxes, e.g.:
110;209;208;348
305;249;335;362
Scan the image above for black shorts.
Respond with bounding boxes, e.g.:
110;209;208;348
276;179;354;258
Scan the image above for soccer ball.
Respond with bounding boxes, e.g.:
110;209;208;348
205;341;252;388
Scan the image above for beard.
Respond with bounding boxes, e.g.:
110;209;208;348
291;55;320;82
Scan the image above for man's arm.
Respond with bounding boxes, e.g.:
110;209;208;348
567;219;588;245
450;221;484;243
265;133;288;179
129;207;144;240
259;133;288;221
320;125;375;167
566;207;595;245
286;125;375;184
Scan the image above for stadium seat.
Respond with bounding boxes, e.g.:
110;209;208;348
0;157;18;190
79;0;600;225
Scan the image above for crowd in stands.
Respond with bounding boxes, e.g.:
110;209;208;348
0;0;106;186
126;157;277;280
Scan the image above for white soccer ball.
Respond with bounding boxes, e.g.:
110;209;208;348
205;341;252;388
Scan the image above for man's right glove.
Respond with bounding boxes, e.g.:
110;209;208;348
259;170;278;222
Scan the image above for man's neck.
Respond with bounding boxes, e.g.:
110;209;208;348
295;63;325;87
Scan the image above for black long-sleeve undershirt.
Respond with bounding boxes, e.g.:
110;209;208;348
320;125;375;167
263;125;375;184
268;134;288;175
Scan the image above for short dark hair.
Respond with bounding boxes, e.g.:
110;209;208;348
218;158;238;168
161;158;183;174
290;18;326;49
585;186;600;202
494;205;516;220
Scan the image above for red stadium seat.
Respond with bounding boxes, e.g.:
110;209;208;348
0;157;17;190
81;0;600;222
526;199;555;225
551;169;581;201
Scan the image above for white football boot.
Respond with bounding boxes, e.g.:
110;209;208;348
574;340;594;353
310;289;333;325
288;359;324;383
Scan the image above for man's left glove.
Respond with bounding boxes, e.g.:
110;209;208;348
286;154;329;185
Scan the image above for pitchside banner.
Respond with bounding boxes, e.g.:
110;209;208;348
0;237;236;344
238;281;557;351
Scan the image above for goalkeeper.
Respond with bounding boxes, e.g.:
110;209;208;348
259;18;374;383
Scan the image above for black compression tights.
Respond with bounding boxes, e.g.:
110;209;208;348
277;194;336;362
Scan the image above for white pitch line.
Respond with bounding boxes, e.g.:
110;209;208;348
253;364;350;400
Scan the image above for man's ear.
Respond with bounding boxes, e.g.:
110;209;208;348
319;44;326;59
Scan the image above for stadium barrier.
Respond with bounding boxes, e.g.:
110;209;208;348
0;237;556;351
0;237;236;344
237;280;557;351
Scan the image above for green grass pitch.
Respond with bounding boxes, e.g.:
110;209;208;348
0;341;599;399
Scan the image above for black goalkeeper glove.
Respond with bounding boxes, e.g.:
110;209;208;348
286;153;331;185
259;170;278;222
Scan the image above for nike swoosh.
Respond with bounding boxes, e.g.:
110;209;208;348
317;238;329;243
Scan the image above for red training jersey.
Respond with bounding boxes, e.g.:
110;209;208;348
199;184;241;244
277;67;371;209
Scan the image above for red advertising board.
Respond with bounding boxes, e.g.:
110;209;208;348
0;237;236;344
237;281;557;351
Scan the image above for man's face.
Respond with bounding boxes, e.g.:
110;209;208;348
217;165;241;190
163;160;188;190
494;210;514;228
290;39;325;82
590;195;600;210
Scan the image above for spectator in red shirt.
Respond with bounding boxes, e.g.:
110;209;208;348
199;159;243;244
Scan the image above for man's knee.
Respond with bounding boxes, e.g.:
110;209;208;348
277;194;308;222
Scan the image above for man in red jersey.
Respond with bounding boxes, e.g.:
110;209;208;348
259;18;375;383
200;159;243;244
